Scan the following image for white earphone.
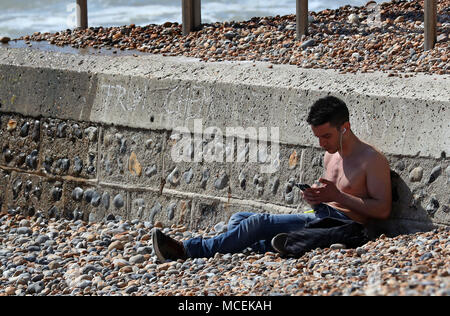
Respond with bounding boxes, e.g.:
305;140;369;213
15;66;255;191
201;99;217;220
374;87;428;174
339;128;346;154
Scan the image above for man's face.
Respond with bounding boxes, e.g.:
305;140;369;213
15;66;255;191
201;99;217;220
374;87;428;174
310;122;341;154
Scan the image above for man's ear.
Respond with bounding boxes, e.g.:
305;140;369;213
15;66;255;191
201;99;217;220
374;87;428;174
342;122;350;134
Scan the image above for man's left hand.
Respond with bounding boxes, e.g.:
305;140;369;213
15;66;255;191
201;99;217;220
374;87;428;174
303;178;342;204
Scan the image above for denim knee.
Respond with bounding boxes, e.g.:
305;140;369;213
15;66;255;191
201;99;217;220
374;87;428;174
228;212;254;230
242;213;270;233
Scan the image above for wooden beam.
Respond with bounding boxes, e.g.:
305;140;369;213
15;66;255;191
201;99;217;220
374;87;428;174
76;0;88;29
182;0;202;36
296;0;308;39
424;0;437;50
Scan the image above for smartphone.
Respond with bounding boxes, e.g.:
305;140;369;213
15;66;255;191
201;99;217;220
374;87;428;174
294;183;311;191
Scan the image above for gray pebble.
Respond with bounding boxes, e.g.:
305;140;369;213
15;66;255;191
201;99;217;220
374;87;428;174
72;187;84;201
81;264;101;275
83;189;96;203
73;156;83;175
17;227;32;235
224;31;237;40
77;280;92;289
51;187;62;202
426;197;440;216
183;168;194;184
25;152;38;169
27;281;44;294
125;285;139;294
214;174;229;190
270;177;280;194
238;171;246;189
145;165;157;178
166;203;177;221
56;123;67;138
32;120;40;142
72;124;82;139
35;235;50;244
428;165;441;184
90;191;101;207
20;122;30;137
60;158;70;172
149;202;162;224
102;192;110;210
301;39;316;49
137;246;153;255
19;219;30;227
84;127;98;142
119;138;127;154
200;168;210;189
130;254;146;265
285;191;294;204
167;167;180;186
113;194;125;209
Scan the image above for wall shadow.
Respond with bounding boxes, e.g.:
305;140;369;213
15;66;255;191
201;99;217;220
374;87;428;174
366;170;436;239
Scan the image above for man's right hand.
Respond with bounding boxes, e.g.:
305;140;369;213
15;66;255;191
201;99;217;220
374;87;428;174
301;182;320;207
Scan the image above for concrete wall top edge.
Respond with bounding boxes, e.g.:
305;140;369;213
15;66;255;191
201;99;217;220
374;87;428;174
1;46;449;102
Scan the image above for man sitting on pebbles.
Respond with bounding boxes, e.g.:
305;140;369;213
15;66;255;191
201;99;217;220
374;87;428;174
152;96;392;261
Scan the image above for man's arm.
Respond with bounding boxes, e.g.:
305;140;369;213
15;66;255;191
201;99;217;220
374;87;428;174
304;154;392;220
337;154;392;219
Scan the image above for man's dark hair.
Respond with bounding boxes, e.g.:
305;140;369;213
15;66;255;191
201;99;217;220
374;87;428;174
306;96;349;128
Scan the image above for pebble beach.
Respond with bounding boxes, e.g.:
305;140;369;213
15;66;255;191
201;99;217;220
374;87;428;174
0;211;449;296
15;0;450;76
1;0;449;298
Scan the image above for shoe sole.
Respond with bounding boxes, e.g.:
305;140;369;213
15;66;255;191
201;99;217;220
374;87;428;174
271;233;288;255
151;229;166;263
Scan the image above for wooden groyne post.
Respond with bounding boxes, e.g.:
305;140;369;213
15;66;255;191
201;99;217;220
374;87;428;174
76;0;88;29
424;0;437;50
296;0;308;38
182;0;202;36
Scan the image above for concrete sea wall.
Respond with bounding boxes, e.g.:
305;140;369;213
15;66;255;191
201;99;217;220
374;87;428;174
0;45;449;236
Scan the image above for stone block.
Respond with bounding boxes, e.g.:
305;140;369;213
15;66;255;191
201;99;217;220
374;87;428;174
0;114;41;171
0;64;97;121
129;190;193;228
40;118;98;178
229;144;324;209
63;182;126;222
162;130;230;197
2;172;64;218
0;168;10;212
99;125;165;188
388;156;449;225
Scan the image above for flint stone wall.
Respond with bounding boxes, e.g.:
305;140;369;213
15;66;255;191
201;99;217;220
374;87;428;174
0;46;449;237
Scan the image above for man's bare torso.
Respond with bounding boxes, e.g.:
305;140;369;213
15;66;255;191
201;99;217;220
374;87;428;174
323;142;387;224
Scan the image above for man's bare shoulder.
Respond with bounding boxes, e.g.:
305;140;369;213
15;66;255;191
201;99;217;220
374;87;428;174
360;142;390;168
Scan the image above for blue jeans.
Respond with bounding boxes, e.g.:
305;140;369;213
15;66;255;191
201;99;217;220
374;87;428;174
183;204;352;258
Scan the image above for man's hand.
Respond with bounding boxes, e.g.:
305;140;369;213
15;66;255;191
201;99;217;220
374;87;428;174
301;178;342;205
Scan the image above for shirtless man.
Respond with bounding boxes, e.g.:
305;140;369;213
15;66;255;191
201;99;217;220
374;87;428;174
304;96;392;225
152;96;392;261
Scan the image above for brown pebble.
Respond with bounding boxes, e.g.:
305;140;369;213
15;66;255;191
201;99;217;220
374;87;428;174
5;286;16;296
108;240;124;251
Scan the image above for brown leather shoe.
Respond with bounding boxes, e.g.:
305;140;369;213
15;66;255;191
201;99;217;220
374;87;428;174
152;228;187;262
